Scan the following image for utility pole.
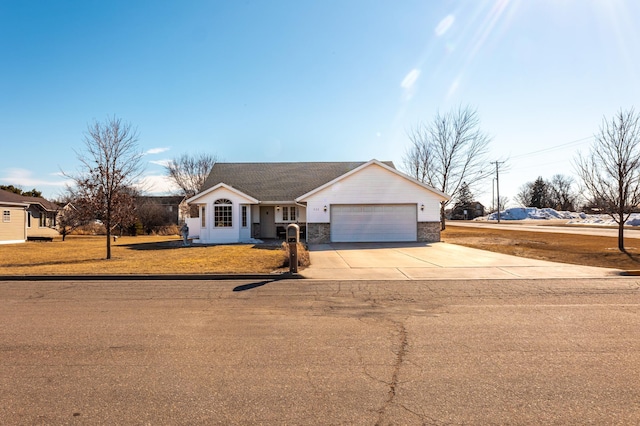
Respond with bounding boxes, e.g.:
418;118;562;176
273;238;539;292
492;178;495;213
491;161;504;223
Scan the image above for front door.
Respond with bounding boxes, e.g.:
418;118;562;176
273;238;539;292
260;206;276;238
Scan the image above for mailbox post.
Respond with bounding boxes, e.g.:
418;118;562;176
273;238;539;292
286;224;300;273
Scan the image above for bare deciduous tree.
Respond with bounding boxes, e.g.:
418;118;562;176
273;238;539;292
55;194;87;241
136;199;175;234
497;195;510;211
515;181;533;207
548;174;578;211
65;116;144;259
165;153;218;198
402;105;491;229
575;108;640;252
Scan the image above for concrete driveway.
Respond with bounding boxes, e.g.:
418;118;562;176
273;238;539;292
301;242;622;280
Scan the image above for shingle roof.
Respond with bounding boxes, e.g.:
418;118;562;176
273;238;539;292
200;161;395;201
0;189;59;211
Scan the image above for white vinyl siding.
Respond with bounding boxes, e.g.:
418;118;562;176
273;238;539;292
0;206;26;243
331;204;417;242
189;186;257;244
302;163;443;224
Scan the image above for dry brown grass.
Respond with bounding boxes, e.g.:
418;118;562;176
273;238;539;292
0;235;290;275
282;242;311;267
443;224;640;270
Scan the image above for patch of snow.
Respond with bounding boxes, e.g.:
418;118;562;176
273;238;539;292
482;207;585;221
568;213;640;227
478;207;640;227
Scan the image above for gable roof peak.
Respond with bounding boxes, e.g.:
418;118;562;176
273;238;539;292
198;160;395;202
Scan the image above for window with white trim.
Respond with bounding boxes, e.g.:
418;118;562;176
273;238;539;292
214;199;233;227
201;206;206;228
282;206;297;222
2;210;9;222
241;206;247;228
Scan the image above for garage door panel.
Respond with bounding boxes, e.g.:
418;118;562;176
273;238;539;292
331;204;417;242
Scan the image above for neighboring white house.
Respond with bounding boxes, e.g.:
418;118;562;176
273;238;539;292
186;159;449;244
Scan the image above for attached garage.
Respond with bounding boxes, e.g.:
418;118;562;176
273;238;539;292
297;161;449;244
331;204;417;242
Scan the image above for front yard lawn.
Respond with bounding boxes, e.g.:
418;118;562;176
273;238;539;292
442;224;640;270
0;236;288;275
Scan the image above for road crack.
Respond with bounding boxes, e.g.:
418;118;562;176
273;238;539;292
376;319;408;425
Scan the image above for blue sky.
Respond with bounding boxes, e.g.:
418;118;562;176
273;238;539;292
2;0;640;208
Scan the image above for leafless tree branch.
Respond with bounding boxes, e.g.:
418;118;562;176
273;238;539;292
63;116;144;259
574;107;640;252
402;105;491;229
165;152;218;198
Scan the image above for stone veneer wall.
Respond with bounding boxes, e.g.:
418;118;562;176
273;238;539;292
417;222;441;242
308;222;440;244
307;223;331;244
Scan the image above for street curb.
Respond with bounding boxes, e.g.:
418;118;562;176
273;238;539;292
0;273;304;281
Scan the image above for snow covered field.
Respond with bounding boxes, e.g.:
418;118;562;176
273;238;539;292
480;207;640;227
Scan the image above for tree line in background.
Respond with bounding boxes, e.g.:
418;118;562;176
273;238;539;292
0;185;42;198
56;195;182;241
515;174;578;211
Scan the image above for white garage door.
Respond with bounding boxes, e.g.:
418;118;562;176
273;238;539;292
331;204;417;242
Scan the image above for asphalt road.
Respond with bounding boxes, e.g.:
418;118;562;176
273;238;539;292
448;220;640;239
1;278;639;425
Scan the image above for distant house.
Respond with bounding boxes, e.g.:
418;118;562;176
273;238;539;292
0;189;60;243
136;195;189;225
449;201;485;220
186;159;449;244
0;189;29;244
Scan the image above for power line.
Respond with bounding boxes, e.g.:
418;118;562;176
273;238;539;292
513;158;575;172
509;136;594;160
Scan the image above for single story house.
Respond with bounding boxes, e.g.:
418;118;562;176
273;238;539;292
0;189;29;244
186;159;449;244
448;201;485;220
0;189;60;242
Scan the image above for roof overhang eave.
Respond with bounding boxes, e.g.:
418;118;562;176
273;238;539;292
186;183;259;204
0;201;29;208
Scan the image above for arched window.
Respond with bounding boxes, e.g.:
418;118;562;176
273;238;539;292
214;199;233;227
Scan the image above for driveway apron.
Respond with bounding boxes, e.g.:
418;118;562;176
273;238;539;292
301;242;621;280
